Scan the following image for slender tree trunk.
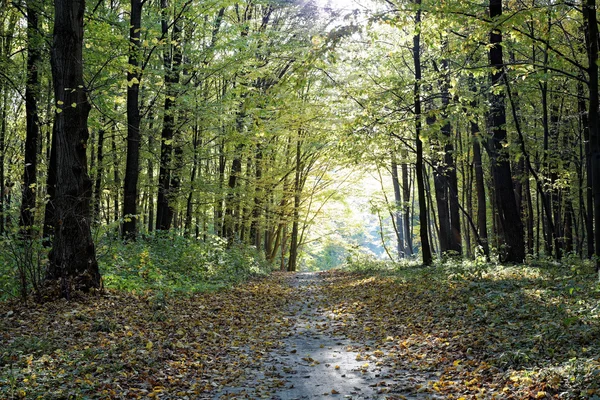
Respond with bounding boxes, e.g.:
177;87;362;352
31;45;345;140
402;162;413;255
471;120;489;259
156;0;182;231
0;86;7;235
19;0;40;237
46;0;100;295
92;126;104;225
440;57;461;254
578;82;594;257
250;144;263;249
413;0;432;265
111;134;119;225
147;116;155;232
391;154;405;258
288;137;302;272
185;125;200;236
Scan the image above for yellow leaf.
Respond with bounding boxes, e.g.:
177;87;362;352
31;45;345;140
71;103;77;108
334;365;340;370
57;100;64;105
331;389;339;394
536;392;547;399
146;340;153;350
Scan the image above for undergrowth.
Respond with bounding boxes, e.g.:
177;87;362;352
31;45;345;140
0;231;273;300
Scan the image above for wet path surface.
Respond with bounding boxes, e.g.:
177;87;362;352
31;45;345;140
217;273;436;399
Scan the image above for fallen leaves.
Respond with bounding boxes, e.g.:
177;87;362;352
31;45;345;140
317;267;600;399
0;273;294;398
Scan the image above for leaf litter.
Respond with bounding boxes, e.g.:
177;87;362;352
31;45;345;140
1;265;599;399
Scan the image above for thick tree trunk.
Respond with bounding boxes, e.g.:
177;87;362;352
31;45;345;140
45;0;100;295
413;0;432;265
486;0;525;263
122;0;145;240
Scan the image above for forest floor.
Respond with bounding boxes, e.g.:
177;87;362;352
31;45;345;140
1;265;600;399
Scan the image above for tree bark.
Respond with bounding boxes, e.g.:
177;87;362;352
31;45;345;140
122;0;145;240
156;0;182;231
391;154;405;257
486;0;525;263
413;0;432;265
45;0;100;295
401;162;413;255
19;0;40;237
583;0;599;272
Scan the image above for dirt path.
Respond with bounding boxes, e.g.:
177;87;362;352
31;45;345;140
217;272;436;399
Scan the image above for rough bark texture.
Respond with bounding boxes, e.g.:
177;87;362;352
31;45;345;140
46;0;100;295
122;0;144;240
486;0;525;263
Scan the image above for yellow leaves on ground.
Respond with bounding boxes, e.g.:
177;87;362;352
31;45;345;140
0;274;294;398
316;269;600;399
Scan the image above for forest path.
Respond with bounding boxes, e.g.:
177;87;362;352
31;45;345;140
217;272;434;399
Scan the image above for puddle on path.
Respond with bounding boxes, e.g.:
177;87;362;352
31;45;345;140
217;273;437;399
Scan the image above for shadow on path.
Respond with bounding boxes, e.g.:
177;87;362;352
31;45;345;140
217;272;437;399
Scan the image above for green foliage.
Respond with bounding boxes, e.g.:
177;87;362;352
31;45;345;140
97;232;273;293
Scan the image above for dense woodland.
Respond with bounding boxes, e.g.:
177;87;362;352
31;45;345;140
2;1;600;398
1;0;600;299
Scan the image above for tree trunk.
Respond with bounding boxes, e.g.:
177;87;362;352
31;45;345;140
578;82;594;257
156;0;182;231
413;0;432;265
122;0;145;240
391;154;405;258
583;0;600;273
401;162;413;255
92;123;104;225
288;137;302;272
46;0;100;295
19;0;40;237
440;57;461;254
486;0;525;263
